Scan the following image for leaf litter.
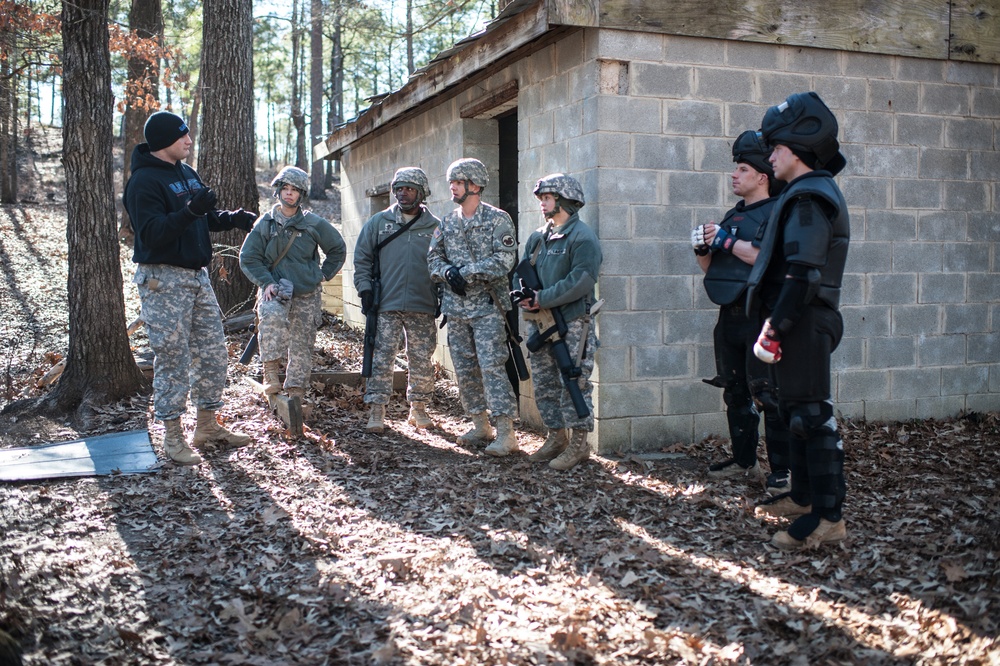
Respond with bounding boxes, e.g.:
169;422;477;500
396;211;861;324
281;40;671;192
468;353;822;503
1;134;998;664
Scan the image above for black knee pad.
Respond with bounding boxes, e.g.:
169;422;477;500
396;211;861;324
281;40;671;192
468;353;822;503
786;401;833;438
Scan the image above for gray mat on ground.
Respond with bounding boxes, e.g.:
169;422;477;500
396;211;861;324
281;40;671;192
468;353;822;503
0;430;159;481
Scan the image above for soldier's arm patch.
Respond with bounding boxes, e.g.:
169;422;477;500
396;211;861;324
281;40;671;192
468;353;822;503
501;234;515;247
433;227;442;238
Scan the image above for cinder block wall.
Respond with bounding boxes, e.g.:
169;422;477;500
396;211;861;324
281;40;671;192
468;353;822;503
335;27;1000;453
569;29;1000;452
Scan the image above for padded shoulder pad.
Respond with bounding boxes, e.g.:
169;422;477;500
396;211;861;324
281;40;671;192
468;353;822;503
783;195;834;268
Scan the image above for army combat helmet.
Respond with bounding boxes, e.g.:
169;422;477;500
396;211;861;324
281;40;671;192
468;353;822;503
271;166;310;200
533;173;585;217
447;158;488;204
391;167;430;202
760;91;846;176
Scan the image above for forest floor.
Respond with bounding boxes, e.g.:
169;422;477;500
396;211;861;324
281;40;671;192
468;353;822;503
0;127;999;665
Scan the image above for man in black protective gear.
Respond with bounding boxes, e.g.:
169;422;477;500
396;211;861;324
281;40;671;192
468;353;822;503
746;92;850;551
693;130;791;495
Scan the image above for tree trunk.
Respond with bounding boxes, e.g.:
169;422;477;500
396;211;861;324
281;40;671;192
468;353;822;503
46;0;148;414
186;87;200;167
325;0;343;189
290;0;307;170
120;0;164;243
309;0;326;198
199;0;257;316
0;25;17;204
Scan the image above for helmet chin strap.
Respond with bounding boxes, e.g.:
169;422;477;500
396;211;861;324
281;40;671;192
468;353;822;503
452;180;474;204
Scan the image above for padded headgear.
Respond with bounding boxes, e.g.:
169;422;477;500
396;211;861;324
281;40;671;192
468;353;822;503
732;130;775;179
391;167;430;201
760;92;846;176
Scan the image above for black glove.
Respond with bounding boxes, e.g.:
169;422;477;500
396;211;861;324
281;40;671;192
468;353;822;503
360;289;374;315
228;208;258;231
187;187;218;216
510;285;536;305
445;266;467;296
434;299;441;319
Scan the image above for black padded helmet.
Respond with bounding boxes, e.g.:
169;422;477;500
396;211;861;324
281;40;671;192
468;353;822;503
732;130;774;179
760;92;846;176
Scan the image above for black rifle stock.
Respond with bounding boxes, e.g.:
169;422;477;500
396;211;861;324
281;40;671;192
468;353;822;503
513;258;589;418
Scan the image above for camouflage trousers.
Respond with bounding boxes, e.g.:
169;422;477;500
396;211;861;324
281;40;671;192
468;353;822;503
133;264;227;421
364;311;437;405
447;311;517;418
527;317;598;432
257;288;322;390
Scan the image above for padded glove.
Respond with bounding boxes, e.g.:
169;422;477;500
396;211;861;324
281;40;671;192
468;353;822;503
360;289;374;315
187;187;218;216
754;319;782;364
445;266;467;296
710;226;736;253
228;208;258;231
691;225;710;256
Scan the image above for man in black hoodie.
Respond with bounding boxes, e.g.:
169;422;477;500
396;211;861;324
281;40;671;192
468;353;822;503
124;111;257;465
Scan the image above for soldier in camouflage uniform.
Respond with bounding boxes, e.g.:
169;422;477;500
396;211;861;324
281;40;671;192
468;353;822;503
517;174;602;470
239;166;346;401
124;111;257;465
355;167;442;432
427;158;520;456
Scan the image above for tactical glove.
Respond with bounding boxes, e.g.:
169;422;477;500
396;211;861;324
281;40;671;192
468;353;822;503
445;266;467;296
276;278;294;301
360;289;374;315
691;225;710;256
187;187;218;216
228;208;258;231
710;226;736;253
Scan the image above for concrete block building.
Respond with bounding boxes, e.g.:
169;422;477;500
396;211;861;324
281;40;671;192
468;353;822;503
316;0;1000;453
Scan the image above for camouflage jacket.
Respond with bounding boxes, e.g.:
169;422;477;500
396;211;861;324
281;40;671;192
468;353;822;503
427;202;517;318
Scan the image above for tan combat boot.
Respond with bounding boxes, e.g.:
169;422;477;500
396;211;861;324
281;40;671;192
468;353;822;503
772;519;847;551
549;429;591;470
162;418;201;465
262;360;282;395
407;401;433;429
458;411;495;444
366;404;386;433
192;409;251;447
528;428;569;463
285;387;305;401
485;416;519;457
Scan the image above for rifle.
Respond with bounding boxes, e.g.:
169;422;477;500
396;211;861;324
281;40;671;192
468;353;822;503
489;288;530;384
359;211;422;378
239;322;258;364
361;270;381;378
512;257;591;418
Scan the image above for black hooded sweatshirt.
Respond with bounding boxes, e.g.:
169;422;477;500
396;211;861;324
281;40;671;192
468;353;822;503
124;144;240;269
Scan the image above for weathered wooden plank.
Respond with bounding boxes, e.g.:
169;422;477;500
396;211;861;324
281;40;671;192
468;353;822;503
247;378;304;436
315;0;552;161
597;0;950;59
547;0;599;26
951;0;1000;62
310;370;408;390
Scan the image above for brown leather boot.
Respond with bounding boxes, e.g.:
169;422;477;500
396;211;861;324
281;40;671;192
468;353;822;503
192;409;251;447
528;428;569;462
162;418;201;465
549;429;591;470
772;519;847;551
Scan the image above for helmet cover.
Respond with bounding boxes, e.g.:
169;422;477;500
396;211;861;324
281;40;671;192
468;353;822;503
732;130;775;179
533;173;585;208
446;158;489;189
270;166;310;194
390;167;430;201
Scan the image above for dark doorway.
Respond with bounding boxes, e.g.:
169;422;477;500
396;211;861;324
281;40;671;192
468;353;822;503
497;109;518;234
